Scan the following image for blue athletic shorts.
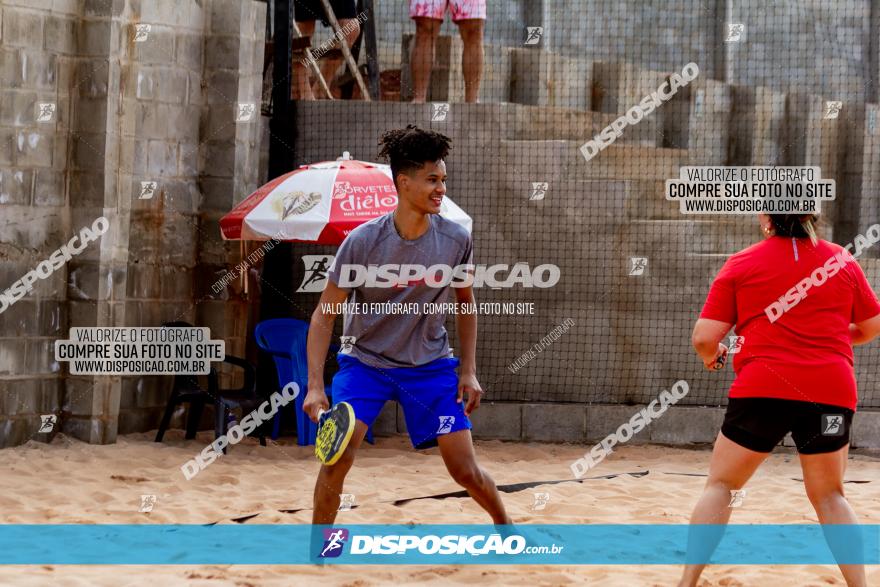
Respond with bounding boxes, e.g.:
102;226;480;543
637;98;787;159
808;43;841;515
331;354;472;449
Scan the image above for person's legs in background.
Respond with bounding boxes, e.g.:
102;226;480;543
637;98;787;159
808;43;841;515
455;18;483;103
410;16;442;103
317;18;361;98
294;0;361;100
293;20;317;100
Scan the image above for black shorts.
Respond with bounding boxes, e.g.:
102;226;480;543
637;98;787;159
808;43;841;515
721;397;853;454
294;0;357;24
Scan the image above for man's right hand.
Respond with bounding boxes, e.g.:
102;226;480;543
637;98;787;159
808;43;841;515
303;385;329;423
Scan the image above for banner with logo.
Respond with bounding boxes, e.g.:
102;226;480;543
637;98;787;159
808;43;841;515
1;524;876;564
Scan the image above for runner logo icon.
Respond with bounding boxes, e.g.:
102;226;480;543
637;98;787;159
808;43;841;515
320;528;349;558
822;414;845;436
437;416;455;434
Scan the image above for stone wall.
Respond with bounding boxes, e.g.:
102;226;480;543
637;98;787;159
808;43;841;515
0;0;266;448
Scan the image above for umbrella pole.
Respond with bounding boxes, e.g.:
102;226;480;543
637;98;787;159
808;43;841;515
292;20;334;100
241;241;248;296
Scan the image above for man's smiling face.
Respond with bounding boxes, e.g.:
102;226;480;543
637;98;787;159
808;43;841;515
397;159;447;215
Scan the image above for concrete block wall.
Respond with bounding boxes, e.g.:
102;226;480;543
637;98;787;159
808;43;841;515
119;0;207;435
683;79;732;165
540;0;721;79
62;0;134;445
0;0;266;448
195;0;264;357
859;105;880;243
591;61;669;147
725;0;872;103
510;48;590;111
0;0;86;446
728;85;787;167
122;0;266;434
838;103;880;249
782;92;846;233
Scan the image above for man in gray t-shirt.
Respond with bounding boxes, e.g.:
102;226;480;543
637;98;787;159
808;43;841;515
303;126;511;529
327;212;472;368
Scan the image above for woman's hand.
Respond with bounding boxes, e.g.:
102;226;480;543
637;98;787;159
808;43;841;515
703;343;729;371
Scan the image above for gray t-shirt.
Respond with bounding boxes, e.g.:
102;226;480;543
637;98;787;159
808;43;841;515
327;213;473;368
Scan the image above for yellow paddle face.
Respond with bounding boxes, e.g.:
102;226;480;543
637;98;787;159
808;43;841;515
315;402;356;465
315;419;338;462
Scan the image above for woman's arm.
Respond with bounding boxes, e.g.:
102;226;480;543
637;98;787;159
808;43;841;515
692;318;734;370
850;313;880;345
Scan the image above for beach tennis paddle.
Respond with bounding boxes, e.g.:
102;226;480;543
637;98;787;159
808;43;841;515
315;402;356;465
713;348;728;370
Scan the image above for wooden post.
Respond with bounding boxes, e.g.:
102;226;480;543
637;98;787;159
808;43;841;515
362;0;380;100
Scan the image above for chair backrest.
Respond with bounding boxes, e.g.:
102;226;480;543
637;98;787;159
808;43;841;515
254;318;310;388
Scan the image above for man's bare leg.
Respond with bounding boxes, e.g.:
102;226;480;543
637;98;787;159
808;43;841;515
294;21;317;100
411;17;441;103
312;419;369;524
437;429;511;524
314;18;362;98
456;19;483;103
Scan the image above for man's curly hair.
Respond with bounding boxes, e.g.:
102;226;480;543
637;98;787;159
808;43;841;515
377;125;452;186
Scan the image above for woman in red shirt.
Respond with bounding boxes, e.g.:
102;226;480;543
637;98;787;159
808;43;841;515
679;213;880;587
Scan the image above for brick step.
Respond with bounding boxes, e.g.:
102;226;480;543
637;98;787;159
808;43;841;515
503;103;647;143
478;179;779;234
509;47;592;110
291;102;651;167
500;140;688;181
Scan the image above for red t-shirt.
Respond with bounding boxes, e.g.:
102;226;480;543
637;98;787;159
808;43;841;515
700;237;880;410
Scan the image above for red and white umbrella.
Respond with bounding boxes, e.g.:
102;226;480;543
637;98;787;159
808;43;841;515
220;152;472;244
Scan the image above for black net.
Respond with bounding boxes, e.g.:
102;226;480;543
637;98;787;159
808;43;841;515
280;0;880;408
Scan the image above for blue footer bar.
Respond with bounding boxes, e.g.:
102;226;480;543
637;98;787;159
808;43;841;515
0;524;878;565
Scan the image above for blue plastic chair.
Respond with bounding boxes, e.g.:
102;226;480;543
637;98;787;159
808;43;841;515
255;318;373;446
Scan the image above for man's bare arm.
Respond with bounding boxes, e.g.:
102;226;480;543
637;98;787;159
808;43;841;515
453;284;482;415
303;281;349;422
453;285;477;375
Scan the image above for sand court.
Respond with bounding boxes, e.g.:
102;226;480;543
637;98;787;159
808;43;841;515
1;432;878;585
